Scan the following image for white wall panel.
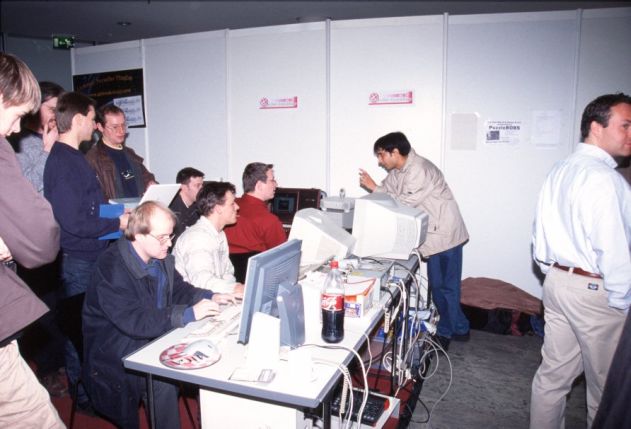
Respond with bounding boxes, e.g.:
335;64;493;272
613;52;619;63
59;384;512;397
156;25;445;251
330;16;445;198
445;11;578;298
228;23;327;194
575;8;631;141
143;31;228;183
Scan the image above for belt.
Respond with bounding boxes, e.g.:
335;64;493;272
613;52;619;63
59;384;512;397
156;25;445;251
553;263;602;279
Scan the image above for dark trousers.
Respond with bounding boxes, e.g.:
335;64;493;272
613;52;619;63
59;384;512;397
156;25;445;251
592;310;631;428
109;378;181;429
427;244;470;338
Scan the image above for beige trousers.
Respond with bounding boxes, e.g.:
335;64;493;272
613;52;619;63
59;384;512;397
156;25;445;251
530;266;625;429
0;341;65;429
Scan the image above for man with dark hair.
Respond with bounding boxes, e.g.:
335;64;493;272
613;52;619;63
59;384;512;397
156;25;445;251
86;104;156;200
83;201;236;429
225;162;286;282
174;181;245;294
169;166;205;246
0;52;64;428
44;91;129;411
359;131;470;347
530;93;631;428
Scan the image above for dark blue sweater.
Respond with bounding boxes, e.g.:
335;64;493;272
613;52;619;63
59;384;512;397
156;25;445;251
44;142;120;261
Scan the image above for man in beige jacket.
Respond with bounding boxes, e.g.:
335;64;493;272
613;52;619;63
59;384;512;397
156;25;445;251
360;131;470;348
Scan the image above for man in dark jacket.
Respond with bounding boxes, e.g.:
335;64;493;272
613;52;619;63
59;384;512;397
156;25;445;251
0;52;64;428
86;104;156;200
83;201;237;429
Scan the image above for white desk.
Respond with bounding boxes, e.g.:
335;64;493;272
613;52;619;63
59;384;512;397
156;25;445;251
123;256;419;428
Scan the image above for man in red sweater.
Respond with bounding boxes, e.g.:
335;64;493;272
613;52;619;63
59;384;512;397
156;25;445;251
225;162;286;282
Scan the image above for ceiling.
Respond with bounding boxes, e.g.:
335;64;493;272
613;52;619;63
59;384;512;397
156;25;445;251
1;1;629;46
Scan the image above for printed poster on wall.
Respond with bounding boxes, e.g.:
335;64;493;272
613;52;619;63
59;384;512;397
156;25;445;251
485;120;522;145
368;90;414;106
73;68;146;127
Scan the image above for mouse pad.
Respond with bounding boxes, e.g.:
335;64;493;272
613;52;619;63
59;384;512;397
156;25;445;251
159;343;221;370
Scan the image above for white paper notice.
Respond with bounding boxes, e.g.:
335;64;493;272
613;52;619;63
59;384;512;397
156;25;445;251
113;96;144;127
531;110;561;147
485;120;522;146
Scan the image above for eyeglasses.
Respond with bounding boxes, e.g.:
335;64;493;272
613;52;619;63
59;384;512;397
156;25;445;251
148;233;175;245
104;124;127;132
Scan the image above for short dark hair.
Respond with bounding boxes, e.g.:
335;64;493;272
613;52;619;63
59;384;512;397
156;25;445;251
176;167;205;185
97;104;125;125
373;132;411;156
23;81;65;129
242;162;273;193
0;53;40;113
197;181;236;217
125;201;176;241
580;93;631;142
55;92;96;134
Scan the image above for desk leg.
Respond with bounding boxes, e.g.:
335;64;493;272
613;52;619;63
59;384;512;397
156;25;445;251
322;399;331;429
146;374;156;429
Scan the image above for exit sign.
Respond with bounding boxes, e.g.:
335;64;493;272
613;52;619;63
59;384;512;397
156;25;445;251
52;35;75;49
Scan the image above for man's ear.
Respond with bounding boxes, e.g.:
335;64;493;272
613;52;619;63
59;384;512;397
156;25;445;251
95;122;104;133
589;120;603;140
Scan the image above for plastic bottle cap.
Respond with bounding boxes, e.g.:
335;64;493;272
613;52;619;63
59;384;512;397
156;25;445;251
330;260;339;269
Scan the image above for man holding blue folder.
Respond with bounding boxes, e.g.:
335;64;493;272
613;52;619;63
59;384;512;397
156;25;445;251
43;91;129;412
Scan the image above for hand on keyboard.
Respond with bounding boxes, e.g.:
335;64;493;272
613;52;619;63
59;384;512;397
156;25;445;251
188;304;242;340
192;298;221;320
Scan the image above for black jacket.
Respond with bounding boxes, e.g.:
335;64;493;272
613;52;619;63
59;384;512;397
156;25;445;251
82;238;209;422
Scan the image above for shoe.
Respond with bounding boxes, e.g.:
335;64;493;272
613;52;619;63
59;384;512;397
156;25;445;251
435;335;451;351
452;331;471;342
39;372;68;398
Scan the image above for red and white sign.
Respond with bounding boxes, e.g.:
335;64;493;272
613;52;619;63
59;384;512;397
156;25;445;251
259;96;298;109
368;90;414;106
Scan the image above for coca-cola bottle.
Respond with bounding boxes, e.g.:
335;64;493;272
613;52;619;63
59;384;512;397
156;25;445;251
321;260;345;343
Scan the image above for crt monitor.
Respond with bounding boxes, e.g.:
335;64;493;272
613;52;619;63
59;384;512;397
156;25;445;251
237;239;302;345
352;193;429;260
288;208;356;268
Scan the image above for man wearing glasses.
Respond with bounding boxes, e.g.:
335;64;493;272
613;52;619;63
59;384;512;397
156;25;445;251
83;201;238;429
86;104;156;200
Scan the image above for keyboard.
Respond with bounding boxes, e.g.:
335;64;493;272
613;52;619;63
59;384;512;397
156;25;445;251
330;388;388;427
187;304;242;341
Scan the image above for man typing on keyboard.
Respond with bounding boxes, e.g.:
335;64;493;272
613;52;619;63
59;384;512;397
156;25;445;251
83;201;241;429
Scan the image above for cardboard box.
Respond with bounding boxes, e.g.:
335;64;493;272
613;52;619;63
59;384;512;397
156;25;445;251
344;275;379;318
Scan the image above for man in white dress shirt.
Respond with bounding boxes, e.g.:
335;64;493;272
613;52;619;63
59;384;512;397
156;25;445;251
530;93;631;428
173;181;245;295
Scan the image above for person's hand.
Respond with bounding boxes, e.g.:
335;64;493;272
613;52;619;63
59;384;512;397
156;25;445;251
42;120;58;153
192;299;220;320
119;212;130;230
0;236;12;262
359;168;377;192
212;293;239;305
233;283;245;297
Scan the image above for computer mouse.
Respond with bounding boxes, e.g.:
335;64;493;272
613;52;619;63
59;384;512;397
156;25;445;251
183;339;220;358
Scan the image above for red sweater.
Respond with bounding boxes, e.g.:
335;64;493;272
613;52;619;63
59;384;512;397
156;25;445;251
225;194;286;254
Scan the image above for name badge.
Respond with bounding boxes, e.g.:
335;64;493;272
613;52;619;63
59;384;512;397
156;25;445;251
587;283;599;291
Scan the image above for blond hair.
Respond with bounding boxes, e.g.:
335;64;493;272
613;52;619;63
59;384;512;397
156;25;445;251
0;53;41;113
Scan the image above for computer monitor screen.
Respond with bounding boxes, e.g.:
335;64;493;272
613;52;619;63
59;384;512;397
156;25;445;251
271;193;298;224
288;208;356;268
352;193;429;260
237;239;302;345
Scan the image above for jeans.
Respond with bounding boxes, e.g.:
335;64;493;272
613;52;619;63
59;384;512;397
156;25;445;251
60;253;94;404
427;244;470;338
